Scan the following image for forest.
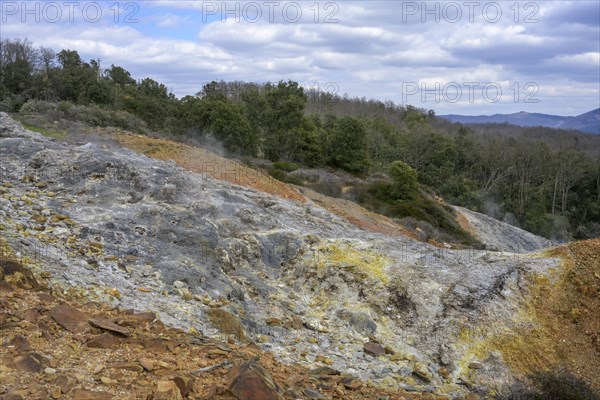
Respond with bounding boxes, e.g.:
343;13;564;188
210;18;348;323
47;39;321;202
2;38;599;241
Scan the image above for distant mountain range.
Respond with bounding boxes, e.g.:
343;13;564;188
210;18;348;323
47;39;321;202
440;108;600;134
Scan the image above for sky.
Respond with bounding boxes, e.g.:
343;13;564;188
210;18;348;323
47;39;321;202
1;0;599;115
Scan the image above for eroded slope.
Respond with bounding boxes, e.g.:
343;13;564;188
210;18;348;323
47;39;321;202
2;113;592;399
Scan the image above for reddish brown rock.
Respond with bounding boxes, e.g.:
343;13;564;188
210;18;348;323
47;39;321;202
227;360;283;400
173;375;194;397
363;342;385;357
142;338;168;353
24;306;44;323
6;335;32;352
0;281;15;292
55;375;76;394
2;391;27;400
36;292;56;303
50;303;89;333
89;318;130;336
0;260;39;289
86;332;120;349
340;377;363;390
108;362;144;373
0;311;9;327
71;389;112;400
291;316;303;330
153;380;183;400
14;352;45;373
131;312;156;323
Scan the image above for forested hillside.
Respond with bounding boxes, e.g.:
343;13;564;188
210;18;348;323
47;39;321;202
2;38;599;240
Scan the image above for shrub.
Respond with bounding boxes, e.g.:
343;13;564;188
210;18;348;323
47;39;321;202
267;167;304;185
388;160;419;200
523;212;553;238
5;96;25;112
0;99;11;112
58;100;72;113
355;182;480;246
15;100;146;132
273;161;300;172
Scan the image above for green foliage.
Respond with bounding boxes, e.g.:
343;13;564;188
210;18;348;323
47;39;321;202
19;100;145;132
272;161;300;172
324;116;372;175
356;182;479;245
523;212;553;238
438;175;481;209
201;99;257;155
20;122;65;140
267;167;304;185
387;161;419;200
122;78;177;130
106;65;135;87
291;116;323;166
242;80;309;161
2;59;33;94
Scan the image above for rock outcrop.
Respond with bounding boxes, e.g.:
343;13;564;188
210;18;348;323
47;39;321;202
0;112;571;398
454;206;553;253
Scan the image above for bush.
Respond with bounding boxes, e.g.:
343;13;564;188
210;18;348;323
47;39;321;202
58;100;72;113
273;161;300;172
523;212;553;238
388;160;419;200
575;222;600;239
0;99;11;112
4;96;25;112
16;100;146;132
19;99;57;115
267;167;304;185
355;182;480;246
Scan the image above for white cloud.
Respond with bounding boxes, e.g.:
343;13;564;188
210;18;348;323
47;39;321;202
0;0;597;115
157;14;182;28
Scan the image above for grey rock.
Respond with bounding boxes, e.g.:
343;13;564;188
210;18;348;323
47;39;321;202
0;114;561;397
173;280;186;289
454;206;554;252
336;309;377;335
303;387;324;399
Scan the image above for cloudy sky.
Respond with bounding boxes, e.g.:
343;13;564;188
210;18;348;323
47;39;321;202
1;1;599;115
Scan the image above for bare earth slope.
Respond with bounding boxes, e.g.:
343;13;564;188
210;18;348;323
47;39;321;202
1;113;597;399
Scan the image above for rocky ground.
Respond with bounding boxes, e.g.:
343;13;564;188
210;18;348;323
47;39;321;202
1;112;597;399
0;255;446;400
454;207;553;253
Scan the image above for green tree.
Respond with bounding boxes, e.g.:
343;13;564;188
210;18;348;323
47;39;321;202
290;116;322;166
201;98;257;155
325;116;371;175
123;78;176;129
387;161;419;200
106;64;135;88
263;80;307;160
54;49;95;102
